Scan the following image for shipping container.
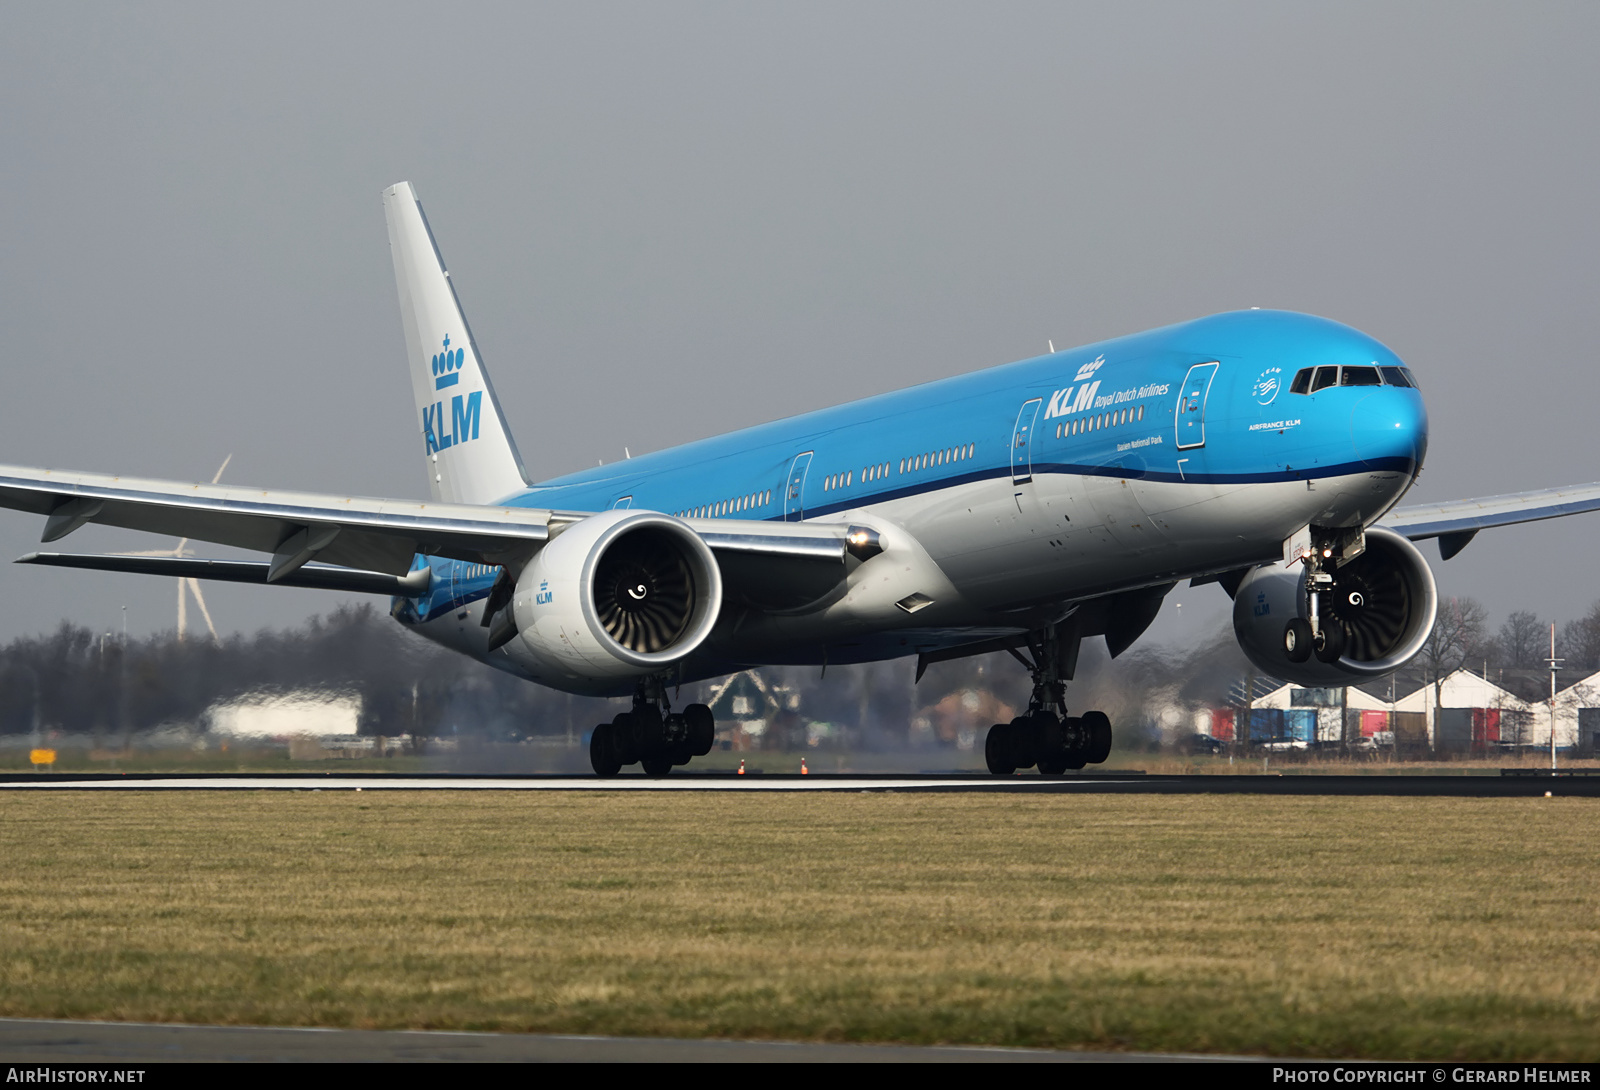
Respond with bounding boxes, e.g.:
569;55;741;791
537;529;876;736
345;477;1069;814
1248;708;1315;744
1359;710;1390;738
1211;708;1235;742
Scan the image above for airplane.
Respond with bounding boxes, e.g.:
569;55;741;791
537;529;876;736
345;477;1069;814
4;180;1599;777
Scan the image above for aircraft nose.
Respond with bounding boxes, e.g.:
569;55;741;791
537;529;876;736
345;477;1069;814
1351;388;1428;474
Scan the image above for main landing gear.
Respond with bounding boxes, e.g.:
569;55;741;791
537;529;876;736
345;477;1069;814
983;624;1113;775
589;680;715;777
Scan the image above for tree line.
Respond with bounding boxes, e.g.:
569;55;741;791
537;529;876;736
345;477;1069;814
2;595;1597;743
0;604;588;740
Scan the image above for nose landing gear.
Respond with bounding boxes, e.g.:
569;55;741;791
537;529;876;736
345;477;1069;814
1283;527;1361;666
589;679;715;777
983;624;1114;776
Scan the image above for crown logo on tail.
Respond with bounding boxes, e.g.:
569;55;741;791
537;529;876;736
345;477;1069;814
431;334;464;390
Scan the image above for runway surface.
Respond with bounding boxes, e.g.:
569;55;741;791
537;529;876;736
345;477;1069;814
2;770;1596;795
0;1018;1236;1063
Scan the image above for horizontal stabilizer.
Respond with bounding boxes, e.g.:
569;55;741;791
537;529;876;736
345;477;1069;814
16;552;433;597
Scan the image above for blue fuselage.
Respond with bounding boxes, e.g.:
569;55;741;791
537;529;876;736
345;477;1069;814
399;309;1428;682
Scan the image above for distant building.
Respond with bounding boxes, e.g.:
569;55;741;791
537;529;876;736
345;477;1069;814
704;671;802;750
1202;668;1600;754
207;692;360;741
912;688;1017;751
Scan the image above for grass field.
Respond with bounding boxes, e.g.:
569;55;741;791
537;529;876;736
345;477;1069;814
0;792;1595;1059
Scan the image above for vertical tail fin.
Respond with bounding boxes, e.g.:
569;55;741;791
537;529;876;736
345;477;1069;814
384;182;529;505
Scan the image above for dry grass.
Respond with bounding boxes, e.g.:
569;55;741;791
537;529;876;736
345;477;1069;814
0;792;1595;1058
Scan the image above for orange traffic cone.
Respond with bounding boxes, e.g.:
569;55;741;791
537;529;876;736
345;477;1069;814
800;758;809;775
737;759;746;776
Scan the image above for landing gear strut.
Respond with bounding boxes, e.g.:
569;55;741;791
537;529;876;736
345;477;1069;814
983;624;1114;775
589;677;715;777
1283;528;1357;665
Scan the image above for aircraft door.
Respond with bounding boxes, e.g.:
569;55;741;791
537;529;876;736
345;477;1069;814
1011;398;1043;484
783;451;814;522
1176;362;1220;450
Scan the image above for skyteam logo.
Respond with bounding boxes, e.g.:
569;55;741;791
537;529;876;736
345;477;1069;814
1074;355;1105;382
1252;366;1283;406
432;334;465;390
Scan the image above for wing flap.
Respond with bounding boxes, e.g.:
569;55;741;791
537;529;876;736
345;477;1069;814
17;552;432;596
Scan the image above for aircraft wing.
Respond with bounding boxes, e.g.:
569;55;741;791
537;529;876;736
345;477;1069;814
0;464;850;588
1380;481;1600;559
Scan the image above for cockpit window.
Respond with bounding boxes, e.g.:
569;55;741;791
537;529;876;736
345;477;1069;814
1292;363;1416;393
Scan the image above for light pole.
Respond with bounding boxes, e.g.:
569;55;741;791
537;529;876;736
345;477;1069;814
1547;623;1562;772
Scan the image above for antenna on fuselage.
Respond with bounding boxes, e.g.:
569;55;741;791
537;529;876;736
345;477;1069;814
1048;340;1055;353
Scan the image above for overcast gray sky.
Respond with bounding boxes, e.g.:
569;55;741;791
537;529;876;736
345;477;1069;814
1;2;1597;650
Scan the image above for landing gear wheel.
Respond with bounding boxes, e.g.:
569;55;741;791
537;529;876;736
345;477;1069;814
1284;618;1313;663
590;723;622;777
629;705;665;761
1081;710;1112;765
1063;735;1088;771
1313;620;1347;664
684;703;716;756
984;723;1017;775
1031;712;1067;775
610;711;641;766
641;755;673;776
1008;715;1038;770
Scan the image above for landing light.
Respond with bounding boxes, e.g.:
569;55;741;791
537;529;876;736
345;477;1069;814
846;526;883;561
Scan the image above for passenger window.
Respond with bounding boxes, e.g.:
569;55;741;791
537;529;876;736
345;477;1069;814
1311;366;1338;392
1290;368;1313;395
1341;366;1380;386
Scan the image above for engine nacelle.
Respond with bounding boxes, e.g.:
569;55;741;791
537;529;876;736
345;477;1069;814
503;510;722;685
1232;526;1437;686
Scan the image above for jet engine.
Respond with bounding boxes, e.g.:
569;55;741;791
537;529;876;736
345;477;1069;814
1232;526;1437;686
501;510;722;687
